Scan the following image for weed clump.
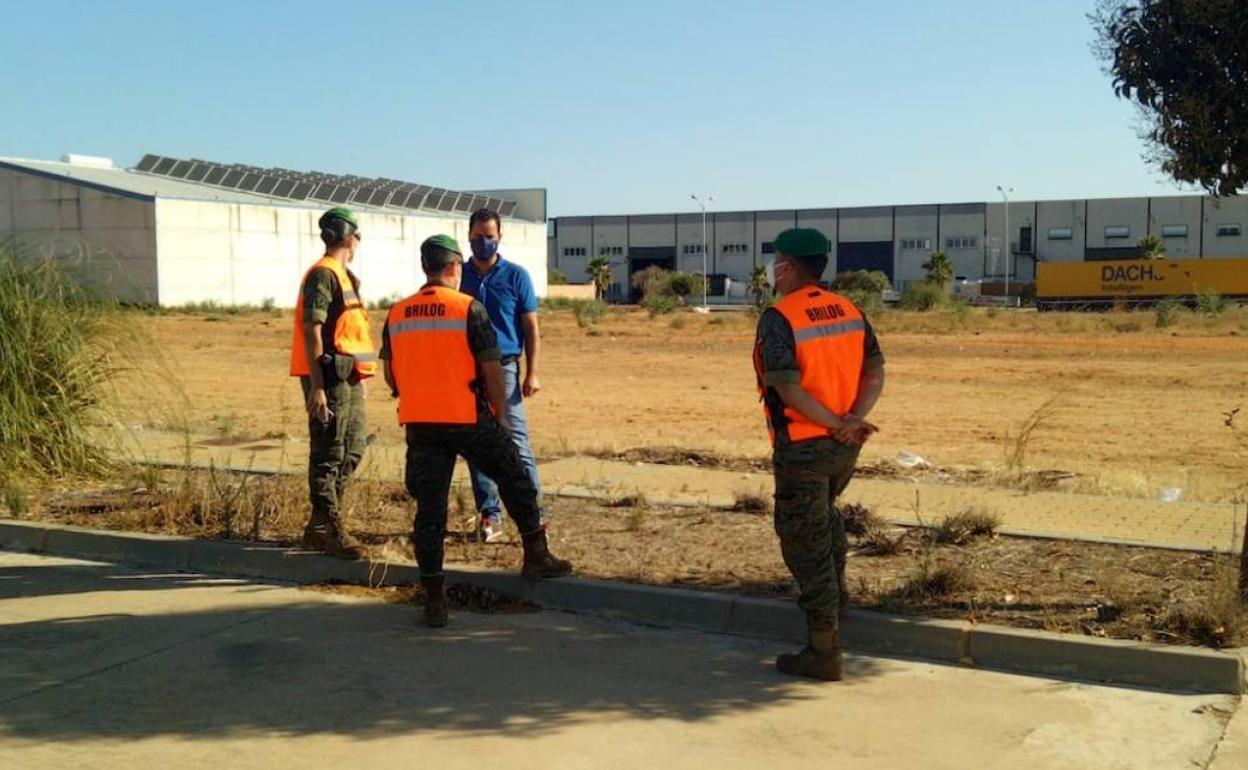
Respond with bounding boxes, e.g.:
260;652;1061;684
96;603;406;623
929;508;1001;545
0;247;130;477
731;491;772;514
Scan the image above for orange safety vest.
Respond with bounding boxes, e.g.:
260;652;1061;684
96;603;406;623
754;287;866;445
289;257;377;379
386;285;480;425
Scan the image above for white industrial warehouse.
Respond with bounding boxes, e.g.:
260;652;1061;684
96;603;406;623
0;155;549;306
548;196;1248;302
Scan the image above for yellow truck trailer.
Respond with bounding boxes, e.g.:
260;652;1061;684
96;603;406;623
1035;257;1248;310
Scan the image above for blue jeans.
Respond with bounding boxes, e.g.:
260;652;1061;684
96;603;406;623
470;360;543;524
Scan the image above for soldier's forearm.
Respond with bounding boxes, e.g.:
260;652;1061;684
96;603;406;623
775;383;847;431
481;360;508;418
303;322;325;390
850;366;885;419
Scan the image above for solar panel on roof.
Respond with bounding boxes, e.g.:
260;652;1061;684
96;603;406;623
272;179;296;198
255;176;280;195
422;190;444;209
436;193;458;212
330;186;353;204
186;163;212;182
311;183;338;201
168;160;194;179
221;169;246;188
238;172;263;192
367;188;392;207
452;194;473;213
289;182;314;200
136;154;163;173
152;157;178;175
203;167;227;185
498;201;518;218
351;186;375;204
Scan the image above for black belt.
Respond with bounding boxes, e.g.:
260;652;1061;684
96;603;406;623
500;355;521;365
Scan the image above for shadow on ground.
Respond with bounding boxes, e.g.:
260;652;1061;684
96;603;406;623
0;555;883;743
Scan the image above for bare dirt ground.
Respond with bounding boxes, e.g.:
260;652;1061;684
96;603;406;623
19;471;1247;648
120;304;1248;502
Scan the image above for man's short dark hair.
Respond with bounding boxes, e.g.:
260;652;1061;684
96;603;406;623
421;246;460;276
781;253;829;281
469;208;502;233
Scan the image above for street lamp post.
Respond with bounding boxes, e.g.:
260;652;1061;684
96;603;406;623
996;185;1014;304
691;193;714;310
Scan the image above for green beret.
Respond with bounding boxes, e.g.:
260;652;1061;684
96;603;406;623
421;234;462;257
319;206;359;230
774;228;830;258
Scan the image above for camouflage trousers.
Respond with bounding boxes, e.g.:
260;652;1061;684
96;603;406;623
301;376;367;530
772;436;861;627
405;416;542;577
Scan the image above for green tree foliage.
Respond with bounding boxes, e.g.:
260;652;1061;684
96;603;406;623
1093;0;1248;196
830;270;890;313
586;256;613;300
922;250;954;288
748;265;771;307
1138;234;1166;258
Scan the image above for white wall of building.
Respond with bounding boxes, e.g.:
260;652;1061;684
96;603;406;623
0;167;158;303
154;198;548;307
938;203;986;280
713;212;754;279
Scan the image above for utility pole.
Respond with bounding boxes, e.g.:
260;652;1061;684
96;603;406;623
996;185;1014;304
691;194;714;310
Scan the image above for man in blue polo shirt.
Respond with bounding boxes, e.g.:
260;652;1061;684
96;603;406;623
460;207;544;542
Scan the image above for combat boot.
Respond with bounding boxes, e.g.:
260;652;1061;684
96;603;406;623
421;575;448;628
520;528;573;580
776;616;843;681
302;520;368;561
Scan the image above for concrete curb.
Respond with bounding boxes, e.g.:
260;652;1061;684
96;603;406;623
2;518;1243;695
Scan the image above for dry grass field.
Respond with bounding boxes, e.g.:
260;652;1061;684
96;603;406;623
118;303;1248;503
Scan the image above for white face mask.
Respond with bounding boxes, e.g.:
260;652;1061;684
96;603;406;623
765;259;776;288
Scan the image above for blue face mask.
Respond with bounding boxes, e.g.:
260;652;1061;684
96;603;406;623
470;237;499;261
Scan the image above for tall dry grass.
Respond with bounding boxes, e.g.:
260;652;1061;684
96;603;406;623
0;244;136;478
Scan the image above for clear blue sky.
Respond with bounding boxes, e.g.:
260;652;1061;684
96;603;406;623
0;0;1190;216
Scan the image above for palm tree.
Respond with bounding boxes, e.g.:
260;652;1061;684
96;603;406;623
586;256;613;301
922;250;954;288
748;265;770;306
1138;235;1166;259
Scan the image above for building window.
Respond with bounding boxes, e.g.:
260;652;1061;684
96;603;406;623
945;236;978;249
562;246;588;257
1104;225;1131;239
761;241;776;254
900;238;932;251
1161;224;1188;238
1047;227;1073;240
721;243;748;254
1216;223;1243;237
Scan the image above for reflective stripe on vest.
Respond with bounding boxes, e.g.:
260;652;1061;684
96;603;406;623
387;286;479;425
289;257;377;379
756;288;866;446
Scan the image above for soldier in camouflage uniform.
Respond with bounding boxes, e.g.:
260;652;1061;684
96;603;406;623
754;228;886;681
381;235;572;628
291;207;375;560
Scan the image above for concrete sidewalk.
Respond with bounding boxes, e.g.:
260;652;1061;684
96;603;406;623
0;550;1238;770
120;428;1244;552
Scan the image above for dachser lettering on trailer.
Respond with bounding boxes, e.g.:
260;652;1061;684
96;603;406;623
805;303;847;322
1101;264;1163;283
404;303;448;318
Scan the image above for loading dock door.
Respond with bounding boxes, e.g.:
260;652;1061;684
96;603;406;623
837;241;894;282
